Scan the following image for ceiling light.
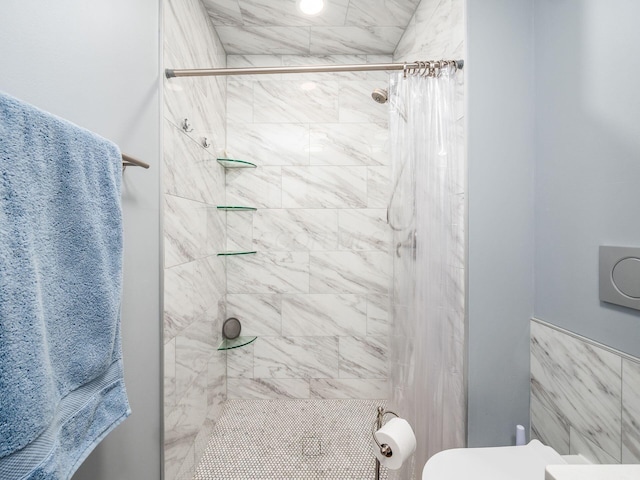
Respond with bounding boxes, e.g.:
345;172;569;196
299;0;324;16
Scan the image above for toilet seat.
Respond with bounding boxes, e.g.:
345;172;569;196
422;440;567;480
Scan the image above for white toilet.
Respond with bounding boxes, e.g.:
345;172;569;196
422;440;583;480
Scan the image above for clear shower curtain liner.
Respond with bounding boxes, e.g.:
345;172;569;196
387;66;465;479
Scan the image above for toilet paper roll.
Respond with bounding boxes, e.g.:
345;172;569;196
373;417;417;470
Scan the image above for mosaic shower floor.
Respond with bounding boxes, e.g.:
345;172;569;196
194;399;388;480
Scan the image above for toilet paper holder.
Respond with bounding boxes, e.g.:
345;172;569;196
373;406;399;479
373;407;399;458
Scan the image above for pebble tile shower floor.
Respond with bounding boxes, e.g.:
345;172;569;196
194;399;388;479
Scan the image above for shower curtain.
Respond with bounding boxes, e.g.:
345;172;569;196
387;65;465;479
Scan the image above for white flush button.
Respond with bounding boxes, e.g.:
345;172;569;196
612;258;640;298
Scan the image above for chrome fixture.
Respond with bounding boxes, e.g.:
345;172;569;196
121;153;150;170
371;88;388;104
181;118;193;132
396;231;417;258
222;317;242;340
373;407;399;480
165;59;464;79
403;59;463;78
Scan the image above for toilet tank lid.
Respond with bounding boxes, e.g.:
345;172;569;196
422;440;567;480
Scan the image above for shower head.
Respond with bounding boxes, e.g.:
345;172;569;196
371;88;388;104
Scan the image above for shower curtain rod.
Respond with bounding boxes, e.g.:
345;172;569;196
165;59;463;78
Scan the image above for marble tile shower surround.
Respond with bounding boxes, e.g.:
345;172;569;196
202;0;420;54
531;319;640;465
163;0;228;479
224;53;393;401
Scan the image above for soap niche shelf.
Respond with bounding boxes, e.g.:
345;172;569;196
217;336;257;351
216;158;257;169
216;251;257;257
217;206;257;211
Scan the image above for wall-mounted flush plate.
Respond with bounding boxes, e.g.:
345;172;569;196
600;246;640;311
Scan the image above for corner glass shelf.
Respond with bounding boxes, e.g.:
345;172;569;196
217;206;257;211
216;158;257;169
217;251;257;256
217;336;257;351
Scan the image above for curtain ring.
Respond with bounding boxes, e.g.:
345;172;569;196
414;61;421;76
419;61;428;77
444;60;454;75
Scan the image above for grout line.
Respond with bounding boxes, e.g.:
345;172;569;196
620;359;624;462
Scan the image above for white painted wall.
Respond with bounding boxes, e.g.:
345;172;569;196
534;0;640;358
466;0;535;447
0;1;162;479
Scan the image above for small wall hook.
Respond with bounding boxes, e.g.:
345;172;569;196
202;137;211;148
181;118;193;132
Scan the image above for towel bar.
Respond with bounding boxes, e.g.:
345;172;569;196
121;153;150;169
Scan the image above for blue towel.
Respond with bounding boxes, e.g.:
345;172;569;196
0;91;130;479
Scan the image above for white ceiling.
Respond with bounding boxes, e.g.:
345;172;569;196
201;0;420;55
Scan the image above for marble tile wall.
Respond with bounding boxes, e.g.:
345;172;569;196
531;319;640;464
224;53;392;400
163;0;227;479
202;0;419;55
